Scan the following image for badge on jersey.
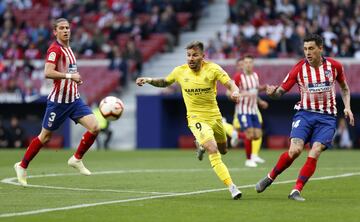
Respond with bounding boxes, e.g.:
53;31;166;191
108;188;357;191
68;64;77;73
324;70;332;77
48;52;56;61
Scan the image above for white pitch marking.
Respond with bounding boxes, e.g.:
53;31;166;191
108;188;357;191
1;177;176;195
0;172;359;218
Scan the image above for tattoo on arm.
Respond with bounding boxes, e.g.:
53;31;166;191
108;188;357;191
148;78;171;88
339;81;351;108
269;87;286;99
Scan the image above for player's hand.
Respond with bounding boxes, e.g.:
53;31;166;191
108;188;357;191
344;108;355;126
71;72;82;84
258;100;269;109
136;77;151;86
266;85;277;96
230;91;240;103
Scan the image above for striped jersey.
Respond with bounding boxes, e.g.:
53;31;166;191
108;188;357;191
281;57;346;115
46;41;79;103
233;71;259;114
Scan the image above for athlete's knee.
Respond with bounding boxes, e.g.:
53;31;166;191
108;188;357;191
203;140;218;154
39;132;52;144
253;130;262;140
288;138;304;158
89;124;100;135
309;142;324;158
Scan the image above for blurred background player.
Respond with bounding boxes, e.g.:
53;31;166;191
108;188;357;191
223;101;267;167
231;55;267;167
255;34;355;201
136;41;242;200
14;18;100;186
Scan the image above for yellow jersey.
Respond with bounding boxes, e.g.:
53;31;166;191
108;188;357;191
165;61;230;120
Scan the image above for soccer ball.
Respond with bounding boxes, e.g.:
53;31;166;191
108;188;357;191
99;96;124;121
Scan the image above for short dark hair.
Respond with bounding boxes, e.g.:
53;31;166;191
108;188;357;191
236;57;243;63
304;34;323;47
243;54;254;60
53;18;69;30
186;41;204;52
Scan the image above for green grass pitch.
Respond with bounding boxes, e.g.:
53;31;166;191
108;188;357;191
0;149;360;222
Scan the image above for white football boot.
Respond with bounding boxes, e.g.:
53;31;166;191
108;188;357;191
229;184;242;200
14;162;27;186
68;155;91;175
251;154;265;163
245;159;257;167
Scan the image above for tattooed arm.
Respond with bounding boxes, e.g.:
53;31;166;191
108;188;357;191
136;77;172;88
266;85;286;99
339;81;355;126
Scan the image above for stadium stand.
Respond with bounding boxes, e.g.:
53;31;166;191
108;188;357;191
0;0;207;104
207;0;360;59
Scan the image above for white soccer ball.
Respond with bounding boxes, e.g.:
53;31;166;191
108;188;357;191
99;96;124;121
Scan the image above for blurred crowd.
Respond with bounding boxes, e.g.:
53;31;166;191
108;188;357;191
205;0;360;59
0;116;25;148
0;0;208;95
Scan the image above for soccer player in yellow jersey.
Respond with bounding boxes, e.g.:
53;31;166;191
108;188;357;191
136;41;242;200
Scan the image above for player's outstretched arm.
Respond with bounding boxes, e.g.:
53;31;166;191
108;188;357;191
266;85;286;99
224;80;240;103
136;77;172;88
339;81;355;126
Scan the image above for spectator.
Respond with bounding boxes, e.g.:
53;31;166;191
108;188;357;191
123;40;143;79
108;45;128;88
8;116;25;148
0;118;10;148
334;117;354;149
257;34;277;57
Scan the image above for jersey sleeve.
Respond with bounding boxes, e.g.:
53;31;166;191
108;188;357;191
214;64;231;84
280;63;301;92
46;45;62;65
165;67;178;84
334;60;346;84
233;72;242;89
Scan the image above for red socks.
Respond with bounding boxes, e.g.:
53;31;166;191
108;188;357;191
74;131;97;159
237;132;251;159
269;151;295;180
244;139;252;160
294;157;317;191
21;137;43;168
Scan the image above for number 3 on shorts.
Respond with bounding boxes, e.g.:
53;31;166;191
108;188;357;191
49;112;56;122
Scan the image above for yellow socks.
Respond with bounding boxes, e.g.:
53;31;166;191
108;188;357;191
209;152;233;186
252;137;262;156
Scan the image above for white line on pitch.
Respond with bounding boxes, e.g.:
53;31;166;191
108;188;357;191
0;172;359;218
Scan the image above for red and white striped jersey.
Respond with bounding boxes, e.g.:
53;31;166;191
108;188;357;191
46;41;80;103
281;57;346;115
233;72;259;114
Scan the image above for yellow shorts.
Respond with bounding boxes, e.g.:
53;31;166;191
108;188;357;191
233;110;263;129
188;118;227;145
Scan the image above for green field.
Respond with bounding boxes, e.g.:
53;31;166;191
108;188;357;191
0;149;359;222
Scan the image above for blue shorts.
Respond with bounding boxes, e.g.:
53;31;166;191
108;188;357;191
290;110;336;148
42;98;92;131
237;114;261;131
